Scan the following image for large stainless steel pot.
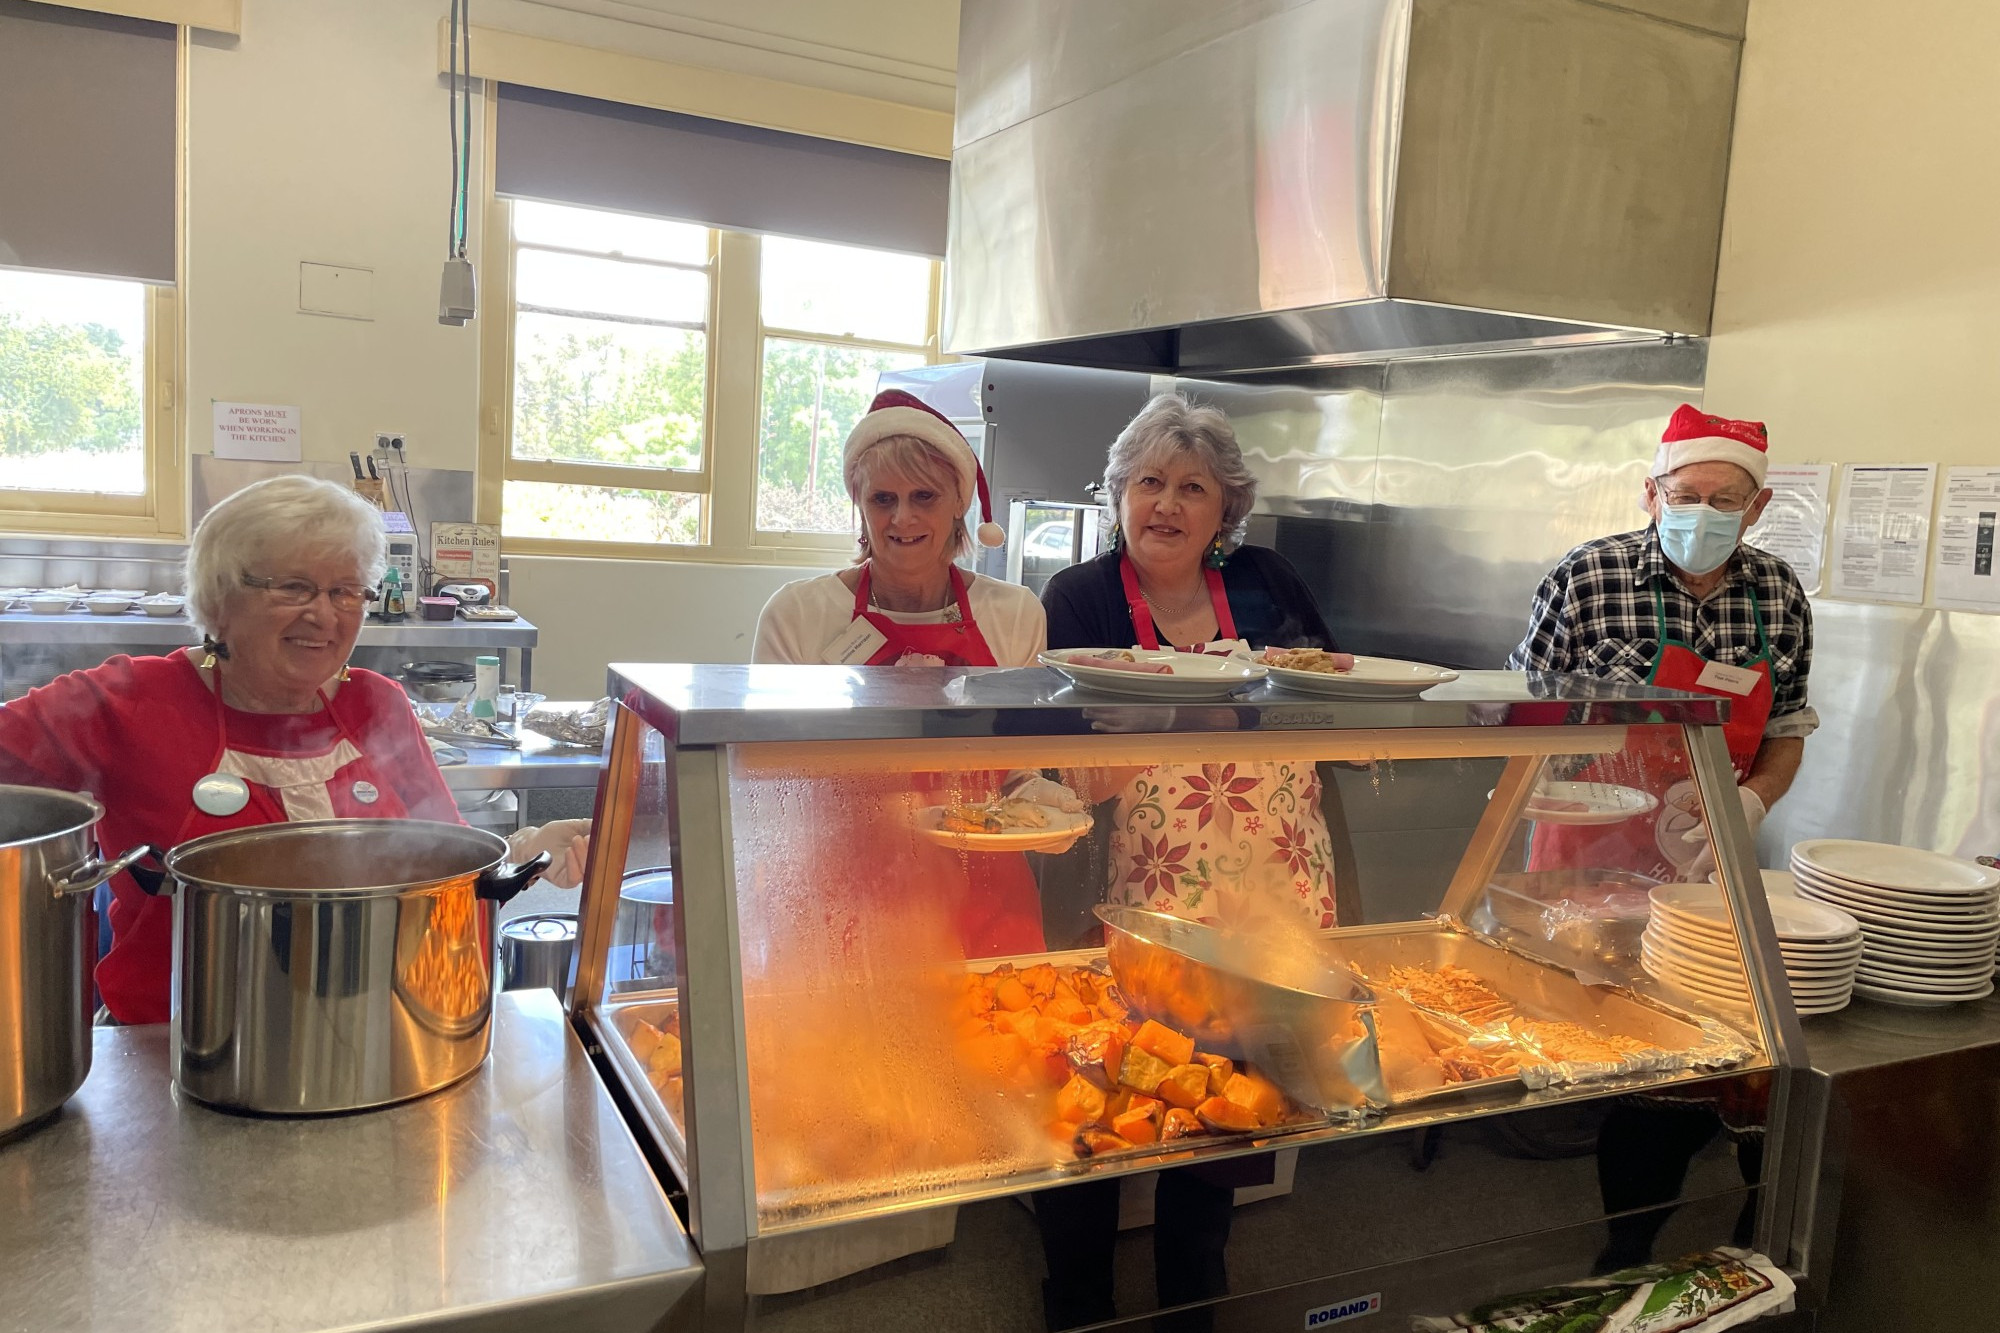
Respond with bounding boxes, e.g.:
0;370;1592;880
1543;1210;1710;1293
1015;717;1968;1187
152;819;548;1115
0;785;149;1139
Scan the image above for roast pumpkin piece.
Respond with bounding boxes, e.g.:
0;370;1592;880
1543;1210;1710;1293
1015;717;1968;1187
1096;988;1131;1024
993;976;1035;1012
1066;1027;1127;1090
1112;1104;1160;1145
1156;1063;1209;1110
648;1031;683;1078
1020;963;1059;1001
1076;1128;1133;1157
1056;1073;1110;1126
964;1031;1031;1082
627;1019;663;1064
1194;1052;1235;1096
1195;1096;1260;1134
1117;1045;1174;1096
1132;1019;1196;1068
1222;1070;1286;1126
1046;985;1093;1025
1160;1108;1204;1141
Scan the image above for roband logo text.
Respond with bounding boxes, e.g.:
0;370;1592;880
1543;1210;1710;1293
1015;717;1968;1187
1304;1292;1381;1327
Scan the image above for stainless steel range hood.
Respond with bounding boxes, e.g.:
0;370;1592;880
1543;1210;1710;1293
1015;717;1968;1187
945;0;1746;374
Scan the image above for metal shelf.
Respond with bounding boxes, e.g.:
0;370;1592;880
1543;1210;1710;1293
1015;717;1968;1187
0;609;537;649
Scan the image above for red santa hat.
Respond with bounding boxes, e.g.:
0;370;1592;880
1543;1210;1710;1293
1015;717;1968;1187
1652;404;1771;489
843;389;1005;548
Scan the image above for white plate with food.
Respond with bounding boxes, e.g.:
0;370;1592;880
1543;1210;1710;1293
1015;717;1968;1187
1520;781;1660;826
1037;648;1266;700
1255;647;1458;698
915;800;1093;853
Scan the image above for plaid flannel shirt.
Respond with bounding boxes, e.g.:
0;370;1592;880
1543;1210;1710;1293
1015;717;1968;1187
1506;527;1818;739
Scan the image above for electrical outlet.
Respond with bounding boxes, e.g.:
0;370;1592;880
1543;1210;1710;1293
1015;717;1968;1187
374;432;407;457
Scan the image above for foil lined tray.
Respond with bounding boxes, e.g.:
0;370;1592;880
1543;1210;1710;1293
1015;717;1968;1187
1326;922;1754;1090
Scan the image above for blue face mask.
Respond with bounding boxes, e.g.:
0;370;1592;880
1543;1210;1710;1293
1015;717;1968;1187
1657;501;1744;575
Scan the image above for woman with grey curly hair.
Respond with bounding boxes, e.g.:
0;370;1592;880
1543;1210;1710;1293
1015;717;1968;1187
0;474;579;1024
1044;392;1335;654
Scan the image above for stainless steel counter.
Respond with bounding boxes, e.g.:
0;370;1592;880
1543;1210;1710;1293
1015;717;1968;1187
0;990;701;1333
0;607;539;650
439;722;606;793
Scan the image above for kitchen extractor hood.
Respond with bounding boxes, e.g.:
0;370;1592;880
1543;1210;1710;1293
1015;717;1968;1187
946;0;1746;374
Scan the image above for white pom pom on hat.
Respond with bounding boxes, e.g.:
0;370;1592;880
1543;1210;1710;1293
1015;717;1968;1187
843;389;1006;548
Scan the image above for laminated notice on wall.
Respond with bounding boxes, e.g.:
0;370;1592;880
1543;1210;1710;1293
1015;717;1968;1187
1747;463;1832;595
1931;466;2000;613
212;401;302;462
1829;463;1937;604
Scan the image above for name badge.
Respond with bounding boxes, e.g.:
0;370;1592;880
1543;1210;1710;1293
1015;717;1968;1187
1696;659;1760;695
352;780;380;805
819;616;890;666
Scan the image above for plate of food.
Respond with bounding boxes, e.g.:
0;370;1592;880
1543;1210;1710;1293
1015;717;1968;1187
916;798;1094;852
1037;648;1267;699
1256;647;1458;698
1520;781;1660;826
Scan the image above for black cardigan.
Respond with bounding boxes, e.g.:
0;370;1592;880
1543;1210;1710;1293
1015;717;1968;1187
1041;545;1339;652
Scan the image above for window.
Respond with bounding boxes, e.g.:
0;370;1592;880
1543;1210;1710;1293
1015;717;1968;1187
500;201;714;546
483;200;942;562
755;237;936;537
0;268;183;537
0;270;147;494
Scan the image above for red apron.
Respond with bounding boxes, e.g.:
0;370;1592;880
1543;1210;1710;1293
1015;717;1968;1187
173;659;414;845
1121;555;1238;651
1531;583;1775;881
848;564;1044;957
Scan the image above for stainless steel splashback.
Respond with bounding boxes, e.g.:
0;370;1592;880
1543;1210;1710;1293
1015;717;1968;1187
1180;339;1706;668
948;0;1743;371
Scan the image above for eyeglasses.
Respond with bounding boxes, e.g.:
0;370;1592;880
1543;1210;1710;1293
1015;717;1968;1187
1661;490;1756;514
241;574;380;611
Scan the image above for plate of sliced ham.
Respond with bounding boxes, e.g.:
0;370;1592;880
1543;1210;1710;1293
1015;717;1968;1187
1256;649;1459;698
1037;648;1267;699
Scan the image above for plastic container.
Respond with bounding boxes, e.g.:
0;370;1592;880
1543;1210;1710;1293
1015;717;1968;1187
471;655;500;719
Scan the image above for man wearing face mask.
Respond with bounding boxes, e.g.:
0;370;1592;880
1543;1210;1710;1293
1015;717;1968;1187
1507;405;1816;879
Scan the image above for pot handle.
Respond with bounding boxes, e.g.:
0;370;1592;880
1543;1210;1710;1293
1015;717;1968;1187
476;852;551;905
51;844;158;897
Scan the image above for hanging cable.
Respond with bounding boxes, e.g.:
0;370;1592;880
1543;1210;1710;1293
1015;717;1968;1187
438;0;476;325
447;0;460;259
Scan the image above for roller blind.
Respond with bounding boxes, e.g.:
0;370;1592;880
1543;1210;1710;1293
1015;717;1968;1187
0;0;177;284
495;84;950;258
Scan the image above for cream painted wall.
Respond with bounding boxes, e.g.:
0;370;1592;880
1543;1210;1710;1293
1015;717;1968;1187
1705;0;2000;468
184;0;940;686
511;556;832;697
187;0;484;471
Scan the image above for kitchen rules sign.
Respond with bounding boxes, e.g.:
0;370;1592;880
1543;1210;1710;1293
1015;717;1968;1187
431;522;500;584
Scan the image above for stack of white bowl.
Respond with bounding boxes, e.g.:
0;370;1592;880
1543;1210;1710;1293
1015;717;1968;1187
1791;839;2000;1007
1643;882;1863;1015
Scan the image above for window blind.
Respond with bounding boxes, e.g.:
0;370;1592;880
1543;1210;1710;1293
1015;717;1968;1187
495;84;950;259
0;0;176;284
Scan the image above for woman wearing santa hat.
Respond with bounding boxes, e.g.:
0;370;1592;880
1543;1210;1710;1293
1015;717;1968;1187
753;389;1071;958
1508;404;1818;880
753;389;1046;670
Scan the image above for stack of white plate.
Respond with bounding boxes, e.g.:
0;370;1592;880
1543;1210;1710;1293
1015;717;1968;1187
1643;883;1864;1016
1790;839;2000;1007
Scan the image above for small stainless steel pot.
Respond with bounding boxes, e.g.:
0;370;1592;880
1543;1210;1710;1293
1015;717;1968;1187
150;819;548;1115
0;785;150;1139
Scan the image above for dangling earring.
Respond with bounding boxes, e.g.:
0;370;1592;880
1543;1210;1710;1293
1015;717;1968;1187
337;664;352;682
1106;522;1122;554
1203;534;1229;570
199;634;230;669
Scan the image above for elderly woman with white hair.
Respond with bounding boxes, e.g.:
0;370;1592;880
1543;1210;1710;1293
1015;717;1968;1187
1043;393;1346;935
0;474;583;1024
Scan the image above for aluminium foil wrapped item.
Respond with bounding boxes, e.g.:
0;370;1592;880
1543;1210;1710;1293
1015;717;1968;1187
1412;1247;1795;1333
521;697;612;748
